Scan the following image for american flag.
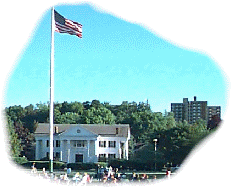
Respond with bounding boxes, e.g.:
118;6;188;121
54;10;82;38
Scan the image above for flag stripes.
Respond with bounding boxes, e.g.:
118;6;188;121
54;10;82;38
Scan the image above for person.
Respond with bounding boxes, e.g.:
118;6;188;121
96;164;100;180
43;172;49;179
104;168;108;180
72;172;80;185
141;174;149;183
51;174;60;184
151;175;158;183
108;166;113;178
31;162;37;173
116;173;121;183
141;174;146;179
109;174;117;184
63;173;68;181
132;172;137;181
102;174;108;184
61;173;69;185
136;174;140;182
166;167;171;179
81;173;90;186
115;168;119;174
87;173;92;183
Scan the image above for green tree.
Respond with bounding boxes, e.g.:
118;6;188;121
70;101;84;114
21;104;38;133
5;105;25;121
81;106;116;124
166;112;176;129
10;120;35;160
55;112;81;124
6;116;22;158
91;100;102;109
35;102;49;123
25;104;34;115
83;101;91;110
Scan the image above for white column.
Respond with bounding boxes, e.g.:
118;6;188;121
35;140;39;160
67;140;71;163
60;151;63;161
95;138;99;158
125;140;129;160
60;140;62;161
94;139;99;162
87;140;90;158
118;142;121;159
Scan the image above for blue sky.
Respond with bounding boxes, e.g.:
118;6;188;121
5;4;227;115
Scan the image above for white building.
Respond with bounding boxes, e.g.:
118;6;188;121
34;124;130;163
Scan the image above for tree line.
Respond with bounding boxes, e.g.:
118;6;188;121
5;100;221;167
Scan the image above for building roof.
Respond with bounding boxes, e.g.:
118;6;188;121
35;123;130;138
208;106;221;108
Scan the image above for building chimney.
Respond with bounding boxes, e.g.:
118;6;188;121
55;126;59;134
194;96;197;101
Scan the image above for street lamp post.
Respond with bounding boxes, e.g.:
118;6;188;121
153;139;158;171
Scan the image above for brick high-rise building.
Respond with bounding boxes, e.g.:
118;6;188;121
171;96;221;124
208;106;221;121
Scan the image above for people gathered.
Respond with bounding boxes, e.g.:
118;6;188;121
28;163;172;185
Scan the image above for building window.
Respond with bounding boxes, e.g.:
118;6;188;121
108;141;116;148
108;154;116;159
47;140;56;147
55;152;60;160
55;152;60;157
98;154;106;162
116;128;119;134
99;154;106;158
56;140;60;147
99;141;106;148
73;140;86;147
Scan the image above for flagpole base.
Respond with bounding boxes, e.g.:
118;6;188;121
49;159;53;173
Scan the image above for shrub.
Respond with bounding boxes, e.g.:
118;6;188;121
67;163;97;170
108;159;164;171
12;156;28;165
96;162;108;168
21;161;66;170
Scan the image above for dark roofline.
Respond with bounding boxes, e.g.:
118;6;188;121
35;123;130;137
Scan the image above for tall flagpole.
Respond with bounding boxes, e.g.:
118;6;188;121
49;6;55;173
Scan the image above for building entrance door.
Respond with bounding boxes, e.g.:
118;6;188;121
75;154;83;162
